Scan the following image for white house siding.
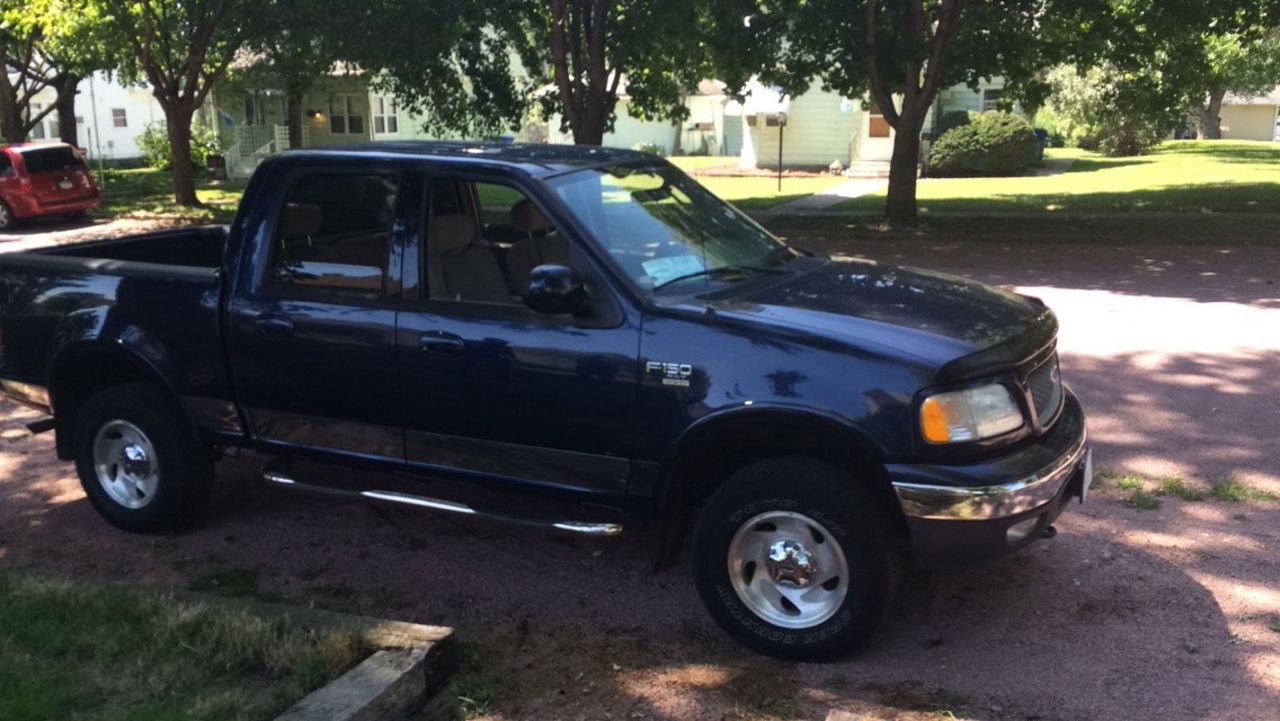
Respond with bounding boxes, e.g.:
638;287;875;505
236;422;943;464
747;87;857;169
1220;104;1279;141
603;108;679;154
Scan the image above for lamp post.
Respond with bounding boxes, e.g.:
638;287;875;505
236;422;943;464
776;111;787;193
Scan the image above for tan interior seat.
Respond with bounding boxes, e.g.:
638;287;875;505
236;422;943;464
506;199;570;291
426;214;512;303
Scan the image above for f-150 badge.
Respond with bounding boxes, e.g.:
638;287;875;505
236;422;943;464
646;361;693;387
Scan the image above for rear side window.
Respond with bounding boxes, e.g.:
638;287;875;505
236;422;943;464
0;153;11;174
19;147;85;173
268;171;400;293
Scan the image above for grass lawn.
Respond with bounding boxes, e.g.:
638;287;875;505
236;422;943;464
96;168;246;222
836;140;1280;213
667;155;848;209
0;573;369;721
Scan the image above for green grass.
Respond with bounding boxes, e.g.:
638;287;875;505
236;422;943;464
1124;490;1162;511
1157;477;1209;502
695;175;847;209
96;168;245;222
1210;477;1280;503
837;140;1280;213
0;573;369;721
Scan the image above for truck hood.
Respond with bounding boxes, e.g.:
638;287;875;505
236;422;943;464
703;257;1057;379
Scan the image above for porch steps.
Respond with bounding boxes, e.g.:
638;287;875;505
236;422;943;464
841;161;893;179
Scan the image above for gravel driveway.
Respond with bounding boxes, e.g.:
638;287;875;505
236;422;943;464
0;222;1277;721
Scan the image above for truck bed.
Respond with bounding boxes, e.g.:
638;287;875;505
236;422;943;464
41;225;228;268
0;225;235;431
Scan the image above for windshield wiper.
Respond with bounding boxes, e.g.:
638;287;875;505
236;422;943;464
654;263;787;290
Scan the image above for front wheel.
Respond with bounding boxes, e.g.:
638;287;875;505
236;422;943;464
73;382;214;533
692;457;899;659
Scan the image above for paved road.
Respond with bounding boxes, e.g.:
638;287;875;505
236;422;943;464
0;223;1276;721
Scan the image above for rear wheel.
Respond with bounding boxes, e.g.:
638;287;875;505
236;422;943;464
73;383;214;533
692;457;899;659
0;201;13;230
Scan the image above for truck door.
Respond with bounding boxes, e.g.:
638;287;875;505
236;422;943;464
226;166;407;462
394;173;640;497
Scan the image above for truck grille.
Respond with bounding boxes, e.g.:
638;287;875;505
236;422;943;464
1026;354;1063;427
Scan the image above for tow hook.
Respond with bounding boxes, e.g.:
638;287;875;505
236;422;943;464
1041;524;1058;539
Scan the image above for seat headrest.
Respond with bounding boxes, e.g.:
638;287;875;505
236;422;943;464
511;199;553;235
281;203;322;239
428;214;477;255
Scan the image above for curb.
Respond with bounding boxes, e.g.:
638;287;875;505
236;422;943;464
176;593;459;721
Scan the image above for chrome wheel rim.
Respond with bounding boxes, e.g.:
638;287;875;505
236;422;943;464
0;204;10;228
727;510;850;629
92;420;159;510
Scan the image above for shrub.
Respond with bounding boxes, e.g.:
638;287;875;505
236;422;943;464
927;111;1037;177
936;110;972;136
1039;64;1177;156
632;140;666;156
135;122;222;170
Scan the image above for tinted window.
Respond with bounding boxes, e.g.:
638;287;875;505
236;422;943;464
269;172;399;293
0;153;11;173
20;147;85;174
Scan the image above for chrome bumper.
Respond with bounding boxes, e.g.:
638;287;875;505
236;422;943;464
891;432;1088;521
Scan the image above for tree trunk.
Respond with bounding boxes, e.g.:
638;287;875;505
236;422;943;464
884;109;927;223
286;91;304;150
0;80;22;143
1199;88;1226;140
570;110;606;145
164;104;200;206
56;75;81;147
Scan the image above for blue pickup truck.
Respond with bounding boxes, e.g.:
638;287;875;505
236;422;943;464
0;143;1089;658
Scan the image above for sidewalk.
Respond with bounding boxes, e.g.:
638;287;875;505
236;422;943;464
755;178;887;217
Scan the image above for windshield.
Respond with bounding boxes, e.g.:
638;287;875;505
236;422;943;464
548;162;794;292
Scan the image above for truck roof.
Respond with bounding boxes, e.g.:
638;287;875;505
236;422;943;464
285;141;658;178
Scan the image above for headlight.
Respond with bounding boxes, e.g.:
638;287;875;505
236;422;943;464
919;383;1024;444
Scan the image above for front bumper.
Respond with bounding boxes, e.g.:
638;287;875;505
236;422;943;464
888;391;1088;568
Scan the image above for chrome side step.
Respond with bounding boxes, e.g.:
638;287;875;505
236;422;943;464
263;470;623;537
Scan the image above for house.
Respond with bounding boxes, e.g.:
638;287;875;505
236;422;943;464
211;69;467;178
1218;88;1280;141
727;77;1009;171
5;70;165;162
542;80;730;156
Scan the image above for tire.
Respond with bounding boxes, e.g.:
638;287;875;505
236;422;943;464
692;457;899;660
73;382;214;533
0;201;14;231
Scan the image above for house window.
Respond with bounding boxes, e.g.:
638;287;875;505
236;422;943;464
112;108;128;127
372;96;398;135
328;96;365;135
981;89;1004;112
30;104;46;140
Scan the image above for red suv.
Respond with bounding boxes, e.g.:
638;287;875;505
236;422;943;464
0;143;100;230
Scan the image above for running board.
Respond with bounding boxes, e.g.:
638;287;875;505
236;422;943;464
262;470;623;537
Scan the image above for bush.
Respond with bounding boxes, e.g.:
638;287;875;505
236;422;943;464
936;110;972;136
927;111;1037;177
632;140;666;156
135;122;222;170
1039;64;1176;156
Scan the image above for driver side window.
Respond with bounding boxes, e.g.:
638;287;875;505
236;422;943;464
423;180;570;303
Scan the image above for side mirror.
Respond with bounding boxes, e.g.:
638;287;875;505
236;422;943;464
524;264;589;315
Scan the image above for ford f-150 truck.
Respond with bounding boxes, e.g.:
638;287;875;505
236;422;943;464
0;143;1089;659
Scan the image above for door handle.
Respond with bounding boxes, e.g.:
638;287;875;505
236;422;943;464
419;331;465;356
255;315;294;337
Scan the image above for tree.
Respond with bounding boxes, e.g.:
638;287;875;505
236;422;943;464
105;0;256;205
236;0;341;150
1;0;117;146
1195;31;1280;139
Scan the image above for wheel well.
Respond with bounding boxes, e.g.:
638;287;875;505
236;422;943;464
652;417;907;569
50;351;163;459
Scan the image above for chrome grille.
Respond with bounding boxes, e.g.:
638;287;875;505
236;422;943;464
1026;354;1063;427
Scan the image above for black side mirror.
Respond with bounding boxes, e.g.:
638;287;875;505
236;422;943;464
524;264;588;315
